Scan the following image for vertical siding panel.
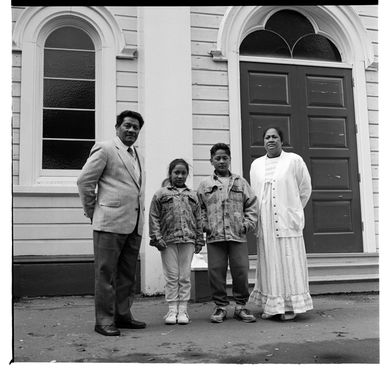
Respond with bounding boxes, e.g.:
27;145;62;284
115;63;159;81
12;51;21;184
12;7;22;184
357;6;379;249
191;7;229;189
114;7;138;124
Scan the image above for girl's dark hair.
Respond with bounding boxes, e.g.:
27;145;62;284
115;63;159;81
262;127;284;142
210;143;231;157
161;158;190;186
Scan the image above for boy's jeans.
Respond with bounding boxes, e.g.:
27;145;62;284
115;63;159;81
161;243;195;303
207;241;250;307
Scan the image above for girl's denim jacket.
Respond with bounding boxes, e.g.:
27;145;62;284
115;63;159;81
149;185;205;247
197;172;258;243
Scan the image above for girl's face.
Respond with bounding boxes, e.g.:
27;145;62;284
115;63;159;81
264;128;283;158
170;164;188;188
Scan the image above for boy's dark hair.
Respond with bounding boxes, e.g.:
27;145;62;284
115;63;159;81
262;127;284;143
210;143;231;157
115;110;144;129
166;158;190;184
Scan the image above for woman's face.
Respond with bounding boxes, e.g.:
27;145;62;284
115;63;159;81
264;128;283;158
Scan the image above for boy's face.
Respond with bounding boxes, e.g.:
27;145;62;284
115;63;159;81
210;149;231;176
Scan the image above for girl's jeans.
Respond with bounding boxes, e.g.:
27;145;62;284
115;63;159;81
161;243;195;303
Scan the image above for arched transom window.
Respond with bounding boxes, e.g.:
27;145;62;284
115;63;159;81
43;26;95;170
240;10;341;62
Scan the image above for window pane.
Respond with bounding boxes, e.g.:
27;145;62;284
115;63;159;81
44;50;95;79
45;27;94;50
44;79;95;109
293;34;341;61
42;140;94;169
43;109;95;139
240;30;291;57
266;10;314;49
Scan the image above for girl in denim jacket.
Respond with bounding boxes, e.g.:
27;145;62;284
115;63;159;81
149;159;205;325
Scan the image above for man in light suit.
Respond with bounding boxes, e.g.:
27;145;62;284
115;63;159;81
77;110;146;336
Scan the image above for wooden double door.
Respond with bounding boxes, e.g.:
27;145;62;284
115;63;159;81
240;62;363;254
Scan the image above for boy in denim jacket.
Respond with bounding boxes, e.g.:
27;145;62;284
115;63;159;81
197;143;258;323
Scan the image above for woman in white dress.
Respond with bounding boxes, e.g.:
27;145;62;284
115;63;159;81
248;127;313;321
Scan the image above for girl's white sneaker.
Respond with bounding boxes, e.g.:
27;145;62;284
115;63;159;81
177;310;190;325
164;310;177;325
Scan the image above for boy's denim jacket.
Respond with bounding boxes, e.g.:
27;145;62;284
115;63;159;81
149;185;205;247
197;172;258;243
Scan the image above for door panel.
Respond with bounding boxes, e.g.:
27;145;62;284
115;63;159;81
240;62;363;254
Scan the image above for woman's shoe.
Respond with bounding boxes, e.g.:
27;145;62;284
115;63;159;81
261;313;275;320
280;312;297;321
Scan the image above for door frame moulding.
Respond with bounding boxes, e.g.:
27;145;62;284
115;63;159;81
211;5;376;253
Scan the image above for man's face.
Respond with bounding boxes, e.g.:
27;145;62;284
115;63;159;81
210;149;231;176
116;117;141;147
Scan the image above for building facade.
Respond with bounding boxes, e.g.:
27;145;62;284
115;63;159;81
12;6;379;297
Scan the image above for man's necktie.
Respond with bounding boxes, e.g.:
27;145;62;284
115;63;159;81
127;147;140;183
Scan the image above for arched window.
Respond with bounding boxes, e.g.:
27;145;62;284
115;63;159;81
240;10;341;62
13;7;125;187
43;27;95;170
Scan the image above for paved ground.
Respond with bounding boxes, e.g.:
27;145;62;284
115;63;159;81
12;293;379;364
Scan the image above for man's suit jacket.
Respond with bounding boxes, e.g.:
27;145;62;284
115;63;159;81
77;136;145;235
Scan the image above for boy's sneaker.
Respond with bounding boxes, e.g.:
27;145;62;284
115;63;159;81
210;307;227;323
164;310;177;325
177;310;190;325
234;308;256;323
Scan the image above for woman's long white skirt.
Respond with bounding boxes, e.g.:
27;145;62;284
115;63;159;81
248;182;313;314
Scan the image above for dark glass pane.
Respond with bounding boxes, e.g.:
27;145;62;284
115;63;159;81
293;34;342;61
266;10;314;49
43;109;95;139
42;140;94;169
240;30;291;57
45;27;94;50
44;79;95;109
44;50;95;79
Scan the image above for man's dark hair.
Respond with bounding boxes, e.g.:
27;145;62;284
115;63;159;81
115;110;144;129
210;143;231;158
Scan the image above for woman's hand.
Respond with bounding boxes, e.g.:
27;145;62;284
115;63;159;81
194;244;203;254
156;239;167;251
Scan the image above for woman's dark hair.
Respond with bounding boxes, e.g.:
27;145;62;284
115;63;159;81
210;143;231;157
262;127;284;142
164;158;190;185
115;110;144;129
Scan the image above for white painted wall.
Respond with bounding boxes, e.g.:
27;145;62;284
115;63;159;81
137;7;193;294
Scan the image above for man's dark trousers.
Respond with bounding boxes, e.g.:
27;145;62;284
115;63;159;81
93;229;142;326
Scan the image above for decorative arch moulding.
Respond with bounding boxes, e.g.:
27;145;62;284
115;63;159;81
12;6;133;59
210;5;375;68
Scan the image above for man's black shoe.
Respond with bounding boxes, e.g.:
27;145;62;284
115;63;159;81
94;324;120;336
116;319;146;329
